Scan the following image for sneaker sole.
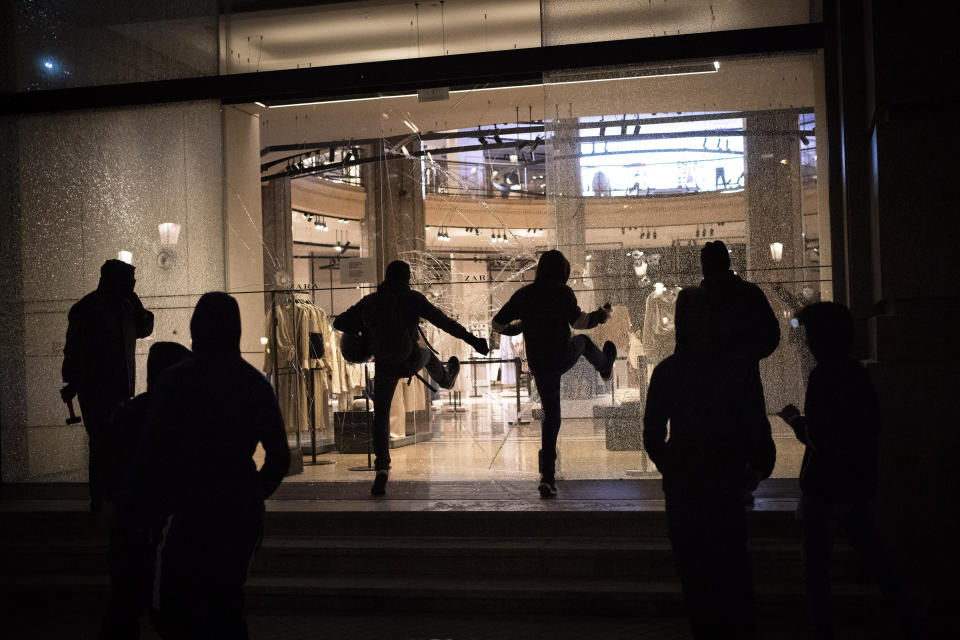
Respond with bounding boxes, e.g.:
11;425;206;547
600;341;617;381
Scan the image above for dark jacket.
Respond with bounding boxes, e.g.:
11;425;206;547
63;272;154;402
700;271;780;363
492;250;606;373
791;357;879;503
128;354;289;519
333;279;475;356
643;347;775;504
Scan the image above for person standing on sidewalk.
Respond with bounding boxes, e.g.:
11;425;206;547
62;258;154;512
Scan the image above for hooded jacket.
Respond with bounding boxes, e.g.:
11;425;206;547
126;293;290;519
492;250;607;373
63;260;154;402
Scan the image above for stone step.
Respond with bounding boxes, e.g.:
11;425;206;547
0;573;884;616
0;535;866;581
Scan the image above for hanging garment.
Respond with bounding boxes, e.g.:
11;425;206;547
500;333;517;385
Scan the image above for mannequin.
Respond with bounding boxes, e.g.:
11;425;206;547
642;283;680;384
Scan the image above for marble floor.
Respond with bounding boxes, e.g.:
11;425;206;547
283;392;803;483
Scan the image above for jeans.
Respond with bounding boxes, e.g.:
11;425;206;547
666;497;756;640
372;347;451;471
800;495;910;639
531;335;608;477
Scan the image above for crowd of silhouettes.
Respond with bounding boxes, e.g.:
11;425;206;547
63;252;910;639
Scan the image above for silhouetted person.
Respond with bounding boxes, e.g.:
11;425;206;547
778;302;914;640
491;250;616;497
62;259;154;511
334;260;489;495
644;287;775;640
99;341;191;640
126;292;290;639
699;240;779;365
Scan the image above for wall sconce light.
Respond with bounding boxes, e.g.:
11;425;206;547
770;242;784;262
118;250;133;264
158;222;181;246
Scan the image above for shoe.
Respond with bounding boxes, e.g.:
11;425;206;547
538;475;558;498
443;356;461;389
371;470;388;496
599;341;617;381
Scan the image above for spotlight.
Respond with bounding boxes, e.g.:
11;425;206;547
633;125;641;135
799;134;810;145
329;147;336;162
335;242;344;252
531;136;543;152
493;132;503;145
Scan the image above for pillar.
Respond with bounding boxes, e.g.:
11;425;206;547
361;151;426;282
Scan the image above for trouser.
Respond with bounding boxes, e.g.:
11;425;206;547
666;497;756;640
800;496;910;640
372;347;451;471
77;393;123;509
156;511;263;640
532;335;608;477
98;512;163;640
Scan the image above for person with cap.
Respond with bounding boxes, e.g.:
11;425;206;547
62;258;154;512
491;250;617;498
333;260;489;496
99;341;192;640
127;292;290;639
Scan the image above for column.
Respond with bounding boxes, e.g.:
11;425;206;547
361;152;426;282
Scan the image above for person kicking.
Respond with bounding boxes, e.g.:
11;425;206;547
491;250;616;497
334;260;489;495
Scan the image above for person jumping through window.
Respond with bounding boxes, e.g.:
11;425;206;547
491;250;616;498
334;260;489;496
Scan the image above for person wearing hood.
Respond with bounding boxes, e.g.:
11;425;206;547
127;292;290;639
778;303;914;639
333;260;489;495
643;287;775;639
99;341;191;640
62;258;155;511
491;249;617;497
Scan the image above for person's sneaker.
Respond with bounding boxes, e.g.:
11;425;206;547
371;470;388;496
599;340;617;381
441;356;460;389
538;475;558;498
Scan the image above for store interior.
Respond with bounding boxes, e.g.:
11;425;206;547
231;51;828;482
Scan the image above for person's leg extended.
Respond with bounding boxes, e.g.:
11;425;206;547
533;373;561;497
420;348;460;389
569;334;616;379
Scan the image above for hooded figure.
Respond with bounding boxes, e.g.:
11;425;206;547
62;258;154;511
100;341;191;640
492;250;616;497
334;260;489;495
643;287;775;640
777;303;913;639
129;292;289;639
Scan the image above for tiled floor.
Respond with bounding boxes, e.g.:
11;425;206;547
284;394;803;483
26;393;804;485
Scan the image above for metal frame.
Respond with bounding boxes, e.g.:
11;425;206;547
1;24;822;116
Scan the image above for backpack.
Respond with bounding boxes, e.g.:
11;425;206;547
361;292;417;365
